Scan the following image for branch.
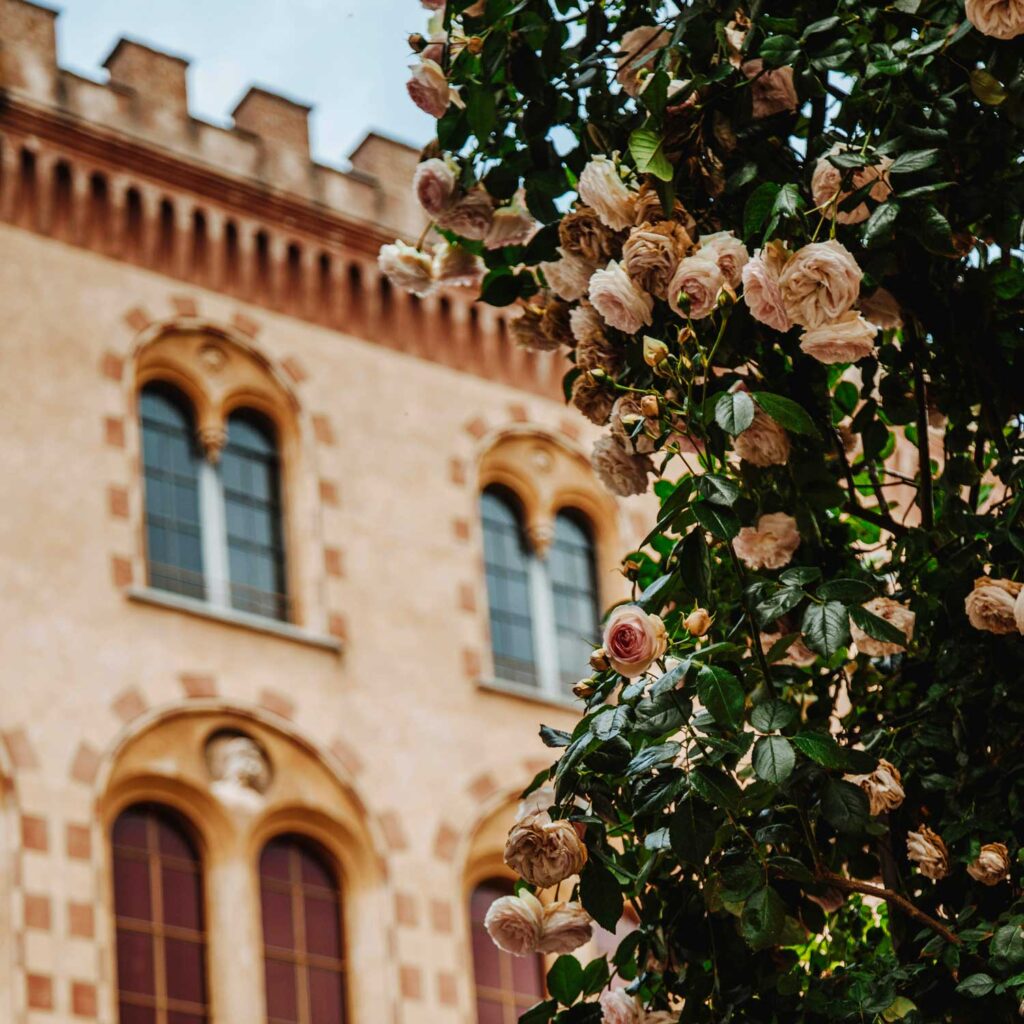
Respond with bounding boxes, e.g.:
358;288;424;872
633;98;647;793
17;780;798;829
817;871;961;947
908;320;935;531
843;502;909;538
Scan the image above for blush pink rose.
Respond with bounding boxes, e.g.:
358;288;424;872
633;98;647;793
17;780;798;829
436;186;495;240
378;240;435;297
433;242;485;288
742;249;792;332
406;59;455;118
579;155;636;231
734;407;791;467
589;260;655;333
811;146;893;225
542;248;596;302
483;891;544;956
616;25;671;97
485;199;538;249
799;312;878;364
413;157;458;217
966;0;1024;39
742;59;799;118
779;240;862;329
601;990;641;1024
536;901;593;954
733;512;801;570
697;230;749;289
860;287;902;330
668;255;724;320
603;605;668;677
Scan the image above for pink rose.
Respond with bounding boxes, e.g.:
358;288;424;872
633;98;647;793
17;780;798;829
589;260;654;334
603;605;667;677
668;255;724;320
537;901;593;954
436;186;495;240
733;512;800;570
966;0;1024;39
484;891;544;956
799;312;878;365
616;25;671;97
378;240;435;297
742;59;798;118
811;147;893;225
779;240;862;329
742;250;792;332
734;407;790;467
406;58;455;118
485;199;537;250
851;597;915;656
697;230;749;289
579;155;636;231
543;248;597;302
592;435;653;496
601;990;641;1024
433;242;485;288
413;157;458;217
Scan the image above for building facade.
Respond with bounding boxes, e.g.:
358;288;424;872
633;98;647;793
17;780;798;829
0;3;650;1022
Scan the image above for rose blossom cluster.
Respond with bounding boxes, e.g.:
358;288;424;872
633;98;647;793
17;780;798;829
484;888;593;957
906;826;1012;887
965;576;1024;635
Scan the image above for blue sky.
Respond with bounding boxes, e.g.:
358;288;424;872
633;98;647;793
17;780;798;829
54;0;436;167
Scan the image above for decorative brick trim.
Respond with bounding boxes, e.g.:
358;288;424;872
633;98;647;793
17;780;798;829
123;306;151;333
324;548;344;577
453;517;470;543
399;964;423;1001
111;687;147;724
327;614;348;642
311;414;335;446
281;356;308;383
70;742;102;786
461;648;481;680
66;823;92;861
377;811;409;853
394;891;418;928
429;898;453;934
464;416;488;440
508;402;529;423
2;728;39;771
328;738;364;779
457;582;477;614
26;973;54;1011
179;673;217;699
21;815;48;853
558;417;583;443
99;351;124;382
449;458;468;486
68;902;95;939
231;311;260;338
170;294;198;317
110;555;133;588
259;688;295;722
103;416;125;448
71;980;98;1018
467;772;499;803
438;970;458;1007
319;479;340;506
107;485;130;519
433;822;459;863
23;893;51;931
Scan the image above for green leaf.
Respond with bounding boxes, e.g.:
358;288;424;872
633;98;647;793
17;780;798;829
888;149;940;175
580;956;611;996
780;567;821;586
690;765;743;813
850;604;909;647
743;182;780;240
821;778;869;833
696;664;745;731
634;689;691;736
753;736;796;784
759;34;800;67
754;586;806;626
881;997;918;1022
519;999;558;1024
670;800;719;865
591;705;632;741
818;578;876;604
862;200;900;248
540;725;571;748
802;16;840;39
970;69;1007;106
802;601;850;658
693;501;740;541
465;86;497;139
679;528;711;602
751;392;820;437
751;700;797;733
992;924;1024;965
792;731;846;769
547;955;584;1006
714;391;756;435
956;974;996;998
625;742;680;778
579;859;624;932
740;887;786;949
773;182;804;219
629;128;674;182
697;474;739;507
912;204;953;254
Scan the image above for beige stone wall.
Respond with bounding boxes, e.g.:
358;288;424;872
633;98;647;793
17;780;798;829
0;221;649;1023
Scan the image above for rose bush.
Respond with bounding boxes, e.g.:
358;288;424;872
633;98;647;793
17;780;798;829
389;1;1024;1021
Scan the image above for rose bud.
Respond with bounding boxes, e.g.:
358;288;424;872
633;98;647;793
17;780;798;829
640;395;660;418
572;678;597;699
589;647;610;672
467;35;484;54
685;608;713;637
643;335;670;366
408;32;427;52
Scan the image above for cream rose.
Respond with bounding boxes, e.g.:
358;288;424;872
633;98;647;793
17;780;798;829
413;157;458;216
846;759;905;816
851;597;915;656
733;512;801;571
537;901;593;954
734;408;791;467
668;255;724;320
483;890;544;955
779;240;862;329
799;312;878;365
616;25;671;97
603;605;668;676
504;813;588;888
742;249;792;332
592;435;653;496
742;59;799;118
697;230;750;289
967;842;1011;885
579;156;636;231
907;826;950;881
590;260;655;333
436;186;495;240
378;240;435;297
966;577;1021;634
543;248;597;302
600;990;641;1024
811;147;893;226
433;242;485;288
966;0;1024;39
485;199;537;250
406;58;456;118
623;222;691;299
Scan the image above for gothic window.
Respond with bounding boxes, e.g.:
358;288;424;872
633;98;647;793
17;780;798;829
550;511;601;688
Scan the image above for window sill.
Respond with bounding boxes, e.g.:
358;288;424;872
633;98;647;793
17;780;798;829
476;677;580;711
126;587;342;654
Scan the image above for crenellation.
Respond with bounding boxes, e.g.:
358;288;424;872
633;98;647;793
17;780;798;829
103;38;190;123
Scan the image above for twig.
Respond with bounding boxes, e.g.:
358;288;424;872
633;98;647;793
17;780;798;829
843;502;909;537
727;545;773;685
908;320;935;531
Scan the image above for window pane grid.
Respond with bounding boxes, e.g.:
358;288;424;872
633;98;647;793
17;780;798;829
550;514;600;689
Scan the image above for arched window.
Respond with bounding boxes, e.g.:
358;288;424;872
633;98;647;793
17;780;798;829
470;878;545;1024
140;384;205;600
112;804;209;1023
139;386;288;621
259;835;346;1024
480;489;600;699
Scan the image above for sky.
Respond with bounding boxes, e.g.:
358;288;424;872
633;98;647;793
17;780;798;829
53;0;436;169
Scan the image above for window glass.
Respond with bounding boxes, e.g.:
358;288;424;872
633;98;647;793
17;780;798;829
550;512;601;689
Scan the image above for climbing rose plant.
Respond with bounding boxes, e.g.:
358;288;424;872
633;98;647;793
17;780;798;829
383;1;1024;1021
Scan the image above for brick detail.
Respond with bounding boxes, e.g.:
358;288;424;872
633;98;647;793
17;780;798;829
327;614;348;642
68;901;95;939
112;687;147;723
433;822;459;862
429;899;453;934
123;306;151;333
467;772;499;803
328;738;364;779
21;815;48;853
377;811;409;853
319;479;340;506
508;402;529;423
281;356;308;383
438;970;458;1007
457;582;477;613
231;311;260;338
558;417;582;442
461;648;481;680
464;416;488;440
394;891;418;928
104;416;125;448
448;458;468;486
259;688;295;721
179;673;217;699
170;294;198;317
70;742;102;785
66;823;92;861
2;728;39;770
324;547;344;577
23;893;52;931
26;973;54;1011
71;980;98;1017
110;555;133;588
100;351;124;381
311;414;335;445
399;964;423;1001
107;485;130;519
453;518;470;543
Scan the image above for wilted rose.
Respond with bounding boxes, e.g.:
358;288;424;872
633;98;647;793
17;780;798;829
603;605;668;676
485;198;537;249
779;240;863;329
734;408;791;467
436;185;495;240
668;255;724;320
600;990;641;1024
799;312;878;365
697;230;750;289
504;813;588;888
483;890;544;955
966;0;1024;39
907;826;950;881
846;759;905;816
579;155;636;231
966;577;1021;634
575;323;623;376
592;434;653;496
413;157;458;216
860;287;903;330
560;206;622;263
406;58;456;118
510;302;560;353
742;244;793;332
967;842;1011;885
733;512;801;570
611;397;657;455
616;25;671;97
623;221;691;299
572;372;615;425
542;248;597;302
433;242;485;288
590;260;655;333
378;240;435;297
811;147;893;225
742;59;799;118
537;901;593;954
851;597;915;656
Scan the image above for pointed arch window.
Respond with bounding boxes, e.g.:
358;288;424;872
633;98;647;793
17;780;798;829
112;804;209;1024
480;487;600;699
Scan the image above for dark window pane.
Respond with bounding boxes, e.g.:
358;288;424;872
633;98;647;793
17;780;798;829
119;1002;157;1024
264;959;298;1021
168;1014;206;1024
551;511;600;689
261;888;294;950
308;967;344;1024
113;810;149;849
476;998;506;1024
304;895;341;958
114;856;152;921
164;938;206;1004
260;841;291;881
300;850;334;890
116;930;154;995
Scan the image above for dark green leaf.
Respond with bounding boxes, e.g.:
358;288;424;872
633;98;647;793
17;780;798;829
714;391;756;435
670;800;719;865
760;34;800;67
518;1000;558;1024
580;957;611;996
743;182;780;240
690;765;743;813
625;742;680;778
696;664;745;730
792;731;846;769
740;887;786;949
752;392;820;437
697;474;739;507
780;567;822;586
818;578;876;604
970;69;1007;106
802;601;850;658
821;778;870;833
850;604;909;647
753;736;796;784
540;725;571;748
679;528;711;602
863;201;901;249
992;925;1024;965
888;149;940;175
956;974;996;998
754;586;806;626
693;501;740;541
579;859;624;932
547;955;584;1006
751;700;797;732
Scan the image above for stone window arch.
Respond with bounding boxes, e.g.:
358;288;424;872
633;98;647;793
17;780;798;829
477;432;619;700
